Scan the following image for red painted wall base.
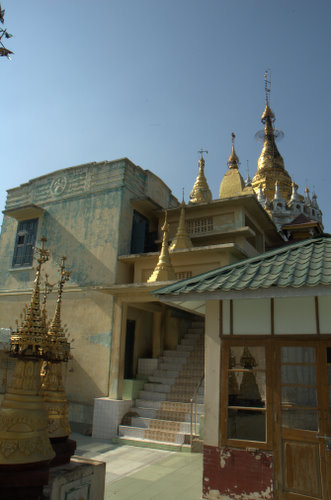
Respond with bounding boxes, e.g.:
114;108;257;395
203;445;273;499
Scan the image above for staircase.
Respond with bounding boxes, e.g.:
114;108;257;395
118;320;204;450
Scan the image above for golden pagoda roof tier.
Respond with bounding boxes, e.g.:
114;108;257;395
189;154;212;204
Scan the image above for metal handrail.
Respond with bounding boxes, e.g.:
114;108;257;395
190;375;204;445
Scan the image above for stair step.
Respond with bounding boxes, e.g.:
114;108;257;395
128;406;202;422
119;425;186;444
115;436;192;452
130;416;192;434
136;399;162;410
162;350;190;358
158;362;187;370
152;369;180;378
148;375;176;384
177;344;194;352
139;390;167;401
144;383;171;393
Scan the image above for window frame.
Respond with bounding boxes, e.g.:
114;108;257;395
12;218;38;268
220;338;273;450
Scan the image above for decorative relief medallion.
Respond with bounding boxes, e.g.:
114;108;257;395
51;175;67;196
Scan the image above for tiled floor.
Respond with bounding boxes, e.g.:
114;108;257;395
72;433;203;499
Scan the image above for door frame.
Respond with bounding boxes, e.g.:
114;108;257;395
272;338;331;500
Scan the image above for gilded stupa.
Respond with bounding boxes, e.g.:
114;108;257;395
251;74;292;203
252;72;323;232
147;211;176;282
169;191;193;251
0;237;55;467
219;133;247;199
189;150;212;204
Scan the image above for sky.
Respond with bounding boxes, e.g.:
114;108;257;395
1;0;331;229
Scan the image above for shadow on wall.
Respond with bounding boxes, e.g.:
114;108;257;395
64;356;106;407
37;211;116;287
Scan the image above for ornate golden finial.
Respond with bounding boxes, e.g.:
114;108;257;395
264;70;271;105
169;190;193;251
147;211;176;282
261;71;275;122
189;149;212;204
41;273;54;331
10;237;50;358
46;257;71;363
227;133;240;169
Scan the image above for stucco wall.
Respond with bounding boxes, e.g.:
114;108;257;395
0;159;179;425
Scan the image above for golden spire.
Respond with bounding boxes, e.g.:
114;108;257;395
47;257;71;362
252;72;292;202
219;133;245;199
147;211;176;282
10;236;50;358
42;257;72;442
189;149;212;204
169;190;193;251
227;132;240;169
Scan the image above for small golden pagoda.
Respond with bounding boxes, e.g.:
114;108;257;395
147;211;176;282
189;150;212;204
0;237;55;466
219;133;246;199
252;73;292;202
169;192;193;251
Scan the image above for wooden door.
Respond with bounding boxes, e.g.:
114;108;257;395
274;341;331;500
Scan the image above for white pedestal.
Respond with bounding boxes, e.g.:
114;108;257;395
92;397;132;440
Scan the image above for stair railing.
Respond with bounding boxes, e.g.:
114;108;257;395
190;375;204;446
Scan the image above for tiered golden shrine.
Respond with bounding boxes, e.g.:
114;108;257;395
0;237;74;498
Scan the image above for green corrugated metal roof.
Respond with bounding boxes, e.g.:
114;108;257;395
153;236;331;297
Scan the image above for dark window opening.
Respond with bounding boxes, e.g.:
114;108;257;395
12;218;38;268
124;320;135;379
130;210;157;254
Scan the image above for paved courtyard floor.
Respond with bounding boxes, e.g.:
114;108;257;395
73;433;203;499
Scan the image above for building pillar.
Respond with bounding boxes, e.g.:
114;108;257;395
108;297;127;400
152;311;162;358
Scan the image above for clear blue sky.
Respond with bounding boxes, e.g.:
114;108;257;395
2;1;331;228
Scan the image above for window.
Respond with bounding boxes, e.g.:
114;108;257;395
12;218;38;268
175;271;192;280
187;217;213;235
221;341;270;449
